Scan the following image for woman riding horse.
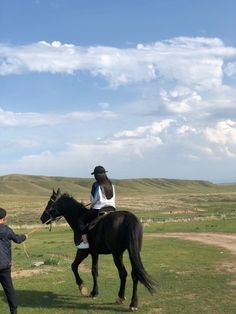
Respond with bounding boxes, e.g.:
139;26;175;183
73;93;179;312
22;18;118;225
40;188;156;311
78;165;115;249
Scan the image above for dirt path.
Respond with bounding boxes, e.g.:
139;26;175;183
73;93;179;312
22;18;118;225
145;233;236;255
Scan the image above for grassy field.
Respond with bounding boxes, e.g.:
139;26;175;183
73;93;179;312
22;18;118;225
0;227;236;313
1;174;236;313
1;174;236;228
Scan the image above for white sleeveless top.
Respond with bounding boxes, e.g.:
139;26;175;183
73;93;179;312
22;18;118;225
90;183;115;210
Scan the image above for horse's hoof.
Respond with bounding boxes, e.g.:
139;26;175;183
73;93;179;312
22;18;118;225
116;297;126;304
89;292;98;299
90;294;97;299
130;306;138;311
79;284;88;296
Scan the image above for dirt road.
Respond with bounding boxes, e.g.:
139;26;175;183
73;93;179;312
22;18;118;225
145;233;236;255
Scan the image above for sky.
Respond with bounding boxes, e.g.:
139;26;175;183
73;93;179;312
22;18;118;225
0;0;236;182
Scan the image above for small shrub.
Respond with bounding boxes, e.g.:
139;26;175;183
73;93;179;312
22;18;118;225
44;257;60;266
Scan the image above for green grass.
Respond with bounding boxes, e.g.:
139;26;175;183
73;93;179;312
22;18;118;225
1;174;236;226
1;174;236;313
1;227;236;313
144;218;236;233
1;174;236;197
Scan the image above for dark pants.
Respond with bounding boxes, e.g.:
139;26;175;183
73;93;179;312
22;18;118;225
78;208;99;236
78;207;115;236
0;267;17;314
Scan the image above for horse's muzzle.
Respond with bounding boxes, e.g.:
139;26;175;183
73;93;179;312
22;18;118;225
40;212;51;224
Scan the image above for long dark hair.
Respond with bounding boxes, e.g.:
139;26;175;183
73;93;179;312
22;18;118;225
95;173;113;199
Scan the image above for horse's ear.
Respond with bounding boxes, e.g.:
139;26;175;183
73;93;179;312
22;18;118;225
53;188;55;193
57;188;61;194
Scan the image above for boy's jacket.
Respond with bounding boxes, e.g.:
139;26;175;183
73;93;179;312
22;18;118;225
0;224;26;270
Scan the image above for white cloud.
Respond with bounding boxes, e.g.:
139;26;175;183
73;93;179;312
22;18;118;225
1;37;236;89
203;120;236;158
66;110;118;121
1;116;236;178
114;125;149;138
160;87;203;113
114;119;174;138
0;135;163;175
199;146;214;156
0;117;173;175
10;139;39;148
0;108;61;126
183;154;200;161
176;125;197;134
150;120;174;134
103;136;163;157
225;61;236;76
204;120;236;144
0;137;40;151
0;107;118;127
206;85;236;112
1;37;236;180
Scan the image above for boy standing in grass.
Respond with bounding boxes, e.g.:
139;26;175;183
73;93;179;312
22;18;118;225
0;207;27;314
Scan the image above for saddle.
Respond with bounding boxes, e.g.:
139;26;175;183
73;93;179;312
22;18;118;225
87;206;115;231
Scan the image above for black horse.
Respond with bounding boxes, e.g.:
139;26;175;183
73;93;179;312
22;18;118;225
40;188;156;311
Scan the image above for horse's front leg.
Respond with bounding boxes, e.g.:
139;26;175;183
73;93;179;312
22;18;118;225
71;249;89;296
90;253;99;298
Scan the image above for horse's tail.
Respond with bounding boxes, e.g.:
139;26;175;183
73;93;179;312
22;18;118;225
127;216;156;295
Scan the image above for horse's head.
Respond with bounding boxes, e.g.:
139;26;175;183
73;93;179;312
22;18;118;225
40;188;62;224
41;189;87;224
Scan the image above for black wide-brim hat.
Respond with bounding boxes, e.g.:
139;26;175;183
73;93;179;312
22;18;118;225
91;165;108;175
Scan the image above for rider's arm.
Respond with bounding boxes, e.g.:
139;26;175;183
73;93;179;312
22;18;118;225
90;182;100;207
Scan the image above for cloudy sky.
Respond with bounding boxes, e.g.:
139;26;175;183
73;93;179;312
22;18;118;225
0;0;236;182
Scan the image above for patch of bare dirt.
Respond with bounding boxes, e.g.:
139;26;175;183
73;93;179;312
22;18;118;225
146;232;236;282
12;260;90;278
216;262;236;274
12;268;51;278
79;262;91;273
145;233;236;255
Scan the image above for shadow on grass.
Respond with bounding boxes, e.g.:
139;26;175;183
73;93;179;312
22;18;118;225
0;290;130;312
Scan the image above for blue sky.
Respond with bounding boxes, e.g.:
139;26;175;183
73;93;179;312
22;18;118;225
0;0;236;182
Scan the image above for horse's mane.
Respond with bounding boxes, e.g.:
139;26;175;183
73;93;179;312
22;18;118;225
61;193;86;208
61;192;72;199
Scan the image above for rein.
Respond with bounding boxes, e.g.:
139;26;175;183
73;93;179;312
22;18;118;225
22;218;53;259
27;218;53;236
22;195;90;259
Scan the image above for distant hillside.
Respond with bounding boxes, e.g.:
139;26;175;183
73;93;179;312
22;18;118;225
0;174;235;197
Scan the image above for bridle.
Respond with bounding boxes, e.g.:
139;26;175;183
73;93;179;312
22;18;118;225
22;191;63;259
38;194;63;233
45;192;91;228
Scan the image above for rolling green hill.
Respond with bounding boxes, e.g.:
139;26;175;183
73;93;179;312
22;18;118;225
0;174;235;227
0;174;235;197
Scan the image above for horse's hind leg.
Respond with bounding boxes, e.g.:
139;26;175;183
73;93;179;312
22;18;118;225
113;254;127;304
130;269;139;311
71;249;89;296
90;253;99;298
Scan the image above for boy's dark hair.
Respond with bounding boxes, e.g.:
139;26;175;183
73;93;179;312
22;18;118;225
0;207;6;219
